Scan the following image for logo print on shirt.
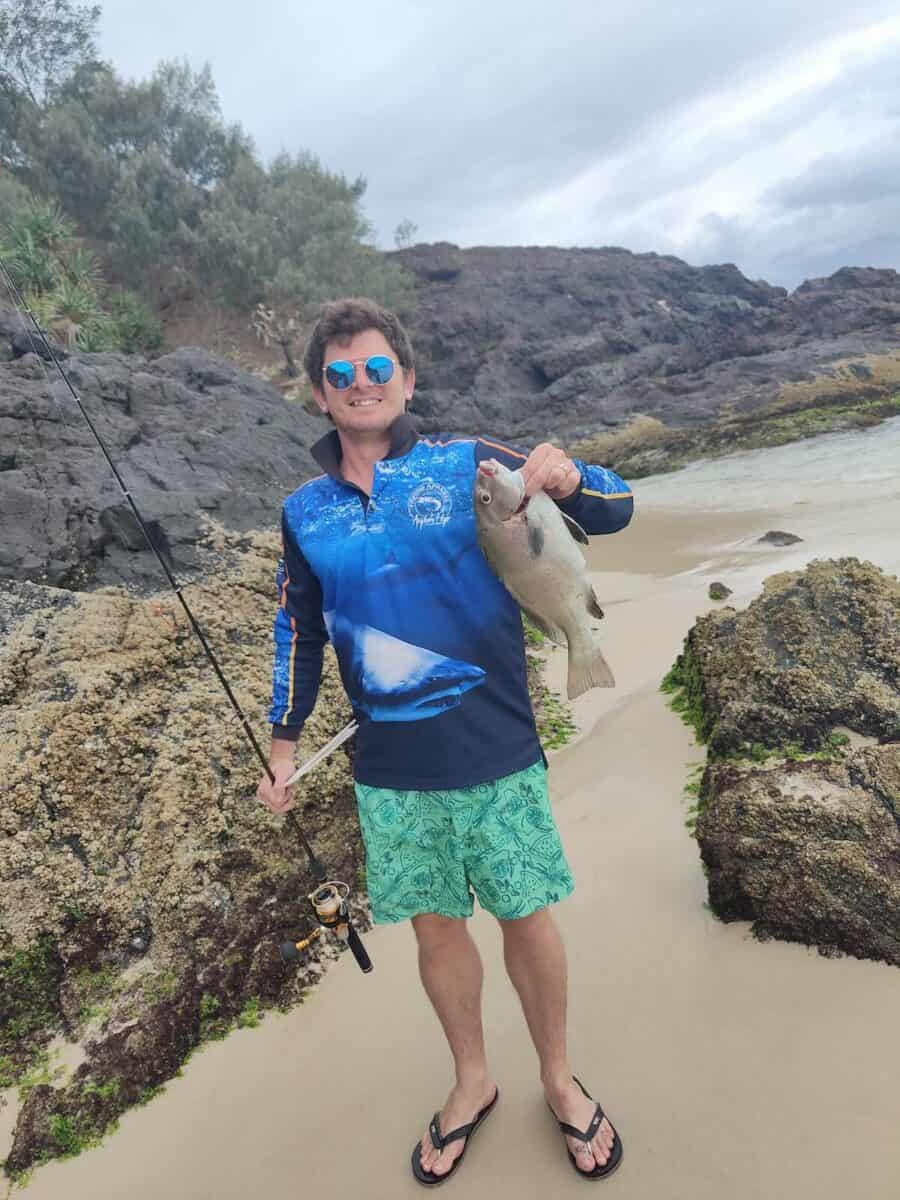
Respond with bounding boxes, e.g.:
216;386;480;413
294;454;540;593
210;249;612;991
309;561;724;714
408;479;453;528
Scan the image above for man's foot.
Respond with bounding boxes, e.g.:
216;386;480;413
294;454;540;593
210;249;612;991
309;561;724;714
544;1076;617;1173
418;1079;498;1178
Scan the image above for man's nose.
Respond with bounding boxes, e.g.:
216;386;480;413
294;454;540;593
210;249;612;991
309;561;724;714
350;363;374;388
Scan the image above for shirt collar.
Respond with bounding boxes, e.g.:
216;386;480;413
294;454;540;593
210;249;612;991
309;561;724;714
310;412;419;480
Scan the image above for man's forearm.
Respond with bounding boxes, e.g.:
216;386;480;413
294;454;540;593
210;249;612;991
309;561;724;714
269;736;297;765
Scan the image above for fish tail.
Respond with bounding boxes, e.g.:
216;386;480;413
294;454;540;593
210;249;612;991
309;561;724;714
567;641;616;697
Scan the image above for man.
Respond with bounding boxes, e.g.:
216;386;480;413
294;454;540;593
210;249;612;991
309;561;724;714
257;297;633;1184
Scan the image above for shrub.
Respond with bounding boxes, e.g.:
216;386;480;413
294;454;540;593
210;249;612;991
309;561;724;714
108;289;163;353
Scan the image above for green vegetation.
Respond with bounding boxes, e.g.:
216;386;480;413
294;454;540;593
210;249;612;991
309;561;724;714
47;1110;117;1160
682;764;705;838
0;198;162;352
571;389;900;481
0;937;62;1078
660;642;712;744
534;684;577;750
70;964;122;1024
237;997;260;1029
198;992;229;1041
81;1077;120;1101
727;731;852;765
0;0;414;360
522;615;546;647
142;970;178;1005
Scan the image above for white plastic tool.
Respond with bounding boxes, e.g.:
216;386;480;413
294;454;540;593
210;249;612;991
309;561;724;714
285;720;359;786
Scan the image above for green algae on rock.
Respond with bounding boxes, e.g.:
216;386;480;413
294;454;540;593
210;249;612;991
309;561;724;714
662;557;900;968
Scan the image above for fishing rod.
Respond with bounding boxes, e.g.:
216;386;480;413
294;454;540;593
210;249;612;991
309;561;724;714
0;258;372;974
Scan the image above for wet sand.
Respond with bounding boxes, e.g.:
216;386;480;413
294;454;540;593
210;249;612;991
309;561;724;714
18;484;900;1200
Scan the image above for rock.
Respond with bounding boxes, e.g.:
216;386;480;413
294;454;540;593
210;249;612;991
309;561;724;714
698;746;900;968
689;558;900;756
708;582;732;600
676;557;900;967
757;530;803;546
391;246;900;444
0;331;326;590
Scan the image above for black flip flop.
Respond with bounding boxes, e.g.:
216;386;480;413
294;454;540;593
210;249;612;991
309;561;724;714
411;1086;499;1186
547;1075;623;1180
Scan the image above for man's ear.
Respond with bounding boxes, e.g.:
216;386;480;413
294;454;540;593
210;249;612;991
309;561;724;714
311;385;329;415
404;367;416;406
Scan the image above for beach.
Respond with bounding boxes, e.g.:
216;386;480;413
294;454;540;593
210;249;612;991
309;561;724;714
13;419;900;1200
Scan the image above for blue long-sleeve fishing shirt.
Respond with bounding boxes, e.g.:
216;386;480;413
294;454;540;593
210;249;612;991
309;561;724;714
268;414;633;789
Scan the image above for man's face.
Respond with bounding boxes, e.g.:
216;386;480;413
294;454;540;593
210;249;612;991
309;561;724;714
312;329;414;437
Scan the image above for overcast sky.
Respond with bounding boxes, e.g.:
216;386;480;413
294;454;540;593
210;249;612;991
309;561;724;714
99;0;900;290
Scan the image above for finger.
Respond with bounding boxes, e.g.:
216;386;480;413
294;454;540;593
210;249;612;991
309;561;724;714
529;456;570;496
544;460;578;497
519;443;554;483
522;447;563;496
272;790;297;814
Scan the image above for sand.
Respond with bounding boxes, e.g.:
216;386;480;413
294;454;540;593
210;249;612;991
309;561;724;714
16;482;900;1200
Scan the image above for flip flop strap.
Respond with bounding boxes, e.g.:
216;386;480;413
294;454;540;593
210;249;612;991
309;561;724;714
429;1112;475;1152
557;1103;605;1144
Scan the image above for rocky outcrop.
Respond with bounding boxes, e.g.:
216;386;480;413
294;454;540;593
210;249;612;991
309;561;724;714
0;532;361;1175
396;245;900;443
0;309;326;589
672;558;900;967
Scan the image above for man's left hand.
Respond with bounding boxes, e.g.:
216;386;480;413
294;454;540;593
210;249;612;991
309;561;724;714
520;443;581;500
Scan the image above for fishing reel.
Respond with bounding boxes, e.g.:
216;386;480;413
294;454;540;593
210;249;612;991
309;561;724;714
280;880;373;973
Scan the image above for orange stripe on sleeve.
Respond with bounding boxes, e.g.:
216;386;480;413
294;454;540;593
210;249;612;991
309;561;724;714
283;617;298;723
581;488;633;500
477;437;527;460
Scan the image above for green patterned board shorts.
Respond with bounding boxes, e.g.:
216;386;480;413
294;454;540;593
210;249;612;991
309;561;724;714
354;759;575;924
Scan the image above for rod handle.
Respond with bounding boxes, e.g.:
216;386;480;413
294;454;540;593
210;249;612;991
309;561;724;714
346;922;373;973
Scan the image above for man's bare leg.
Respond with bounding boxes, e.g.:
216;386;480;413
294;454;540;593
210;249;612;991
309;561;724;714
500;907;616;1172
412;913;498;1177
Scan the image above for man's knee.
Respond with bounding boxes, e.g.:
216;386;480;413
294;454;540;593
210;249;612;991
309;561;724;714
412;912;468;951
497;905;555;940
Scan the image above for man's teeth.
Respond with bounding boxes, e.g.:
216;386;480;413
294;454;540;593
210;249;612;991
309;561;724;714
350;398;381;407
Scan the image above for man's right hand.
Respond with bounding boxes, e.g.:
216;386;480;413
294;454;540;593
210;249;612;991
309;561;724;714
256;743;298;814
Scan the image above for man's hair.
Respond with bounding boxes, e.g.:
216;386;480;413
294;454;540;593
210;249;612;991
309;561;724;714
303;297;415;387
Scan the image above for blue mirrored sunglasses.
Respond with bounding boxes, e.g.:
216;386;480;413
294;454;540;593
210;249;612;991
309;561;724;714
323;354;396;390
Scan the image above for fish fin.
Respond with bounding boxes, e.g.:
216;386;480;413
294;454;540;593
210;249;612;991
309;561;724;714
527;521;545;558
560;511;589;545
586;588;605;620
521;607;567;647
567;644;616;697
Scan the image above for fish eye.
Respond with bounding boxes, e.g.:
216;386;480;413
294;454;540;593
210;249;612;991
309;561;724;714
478;491;492;504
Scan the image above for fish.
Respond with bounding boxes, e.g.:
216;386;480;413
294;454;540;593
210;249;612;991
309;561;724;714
323;612;486;721
473;458;615;698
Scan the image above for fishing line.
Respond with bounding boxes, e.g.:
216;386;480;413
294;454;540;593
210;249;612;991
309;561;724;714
0;257;373;971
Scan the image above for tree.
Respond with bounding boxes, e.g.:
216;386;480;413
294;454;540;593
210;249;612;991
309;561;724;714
394;218;418;249
0;0;102;107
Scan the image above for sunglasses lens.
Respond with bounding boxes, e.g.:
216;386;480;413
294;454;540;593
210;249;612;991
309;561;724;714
325;360;355;389
365;355;394;385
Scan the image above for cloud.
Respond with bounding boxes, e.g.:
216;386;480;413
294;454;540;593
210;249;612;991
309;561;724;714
98;0;900;287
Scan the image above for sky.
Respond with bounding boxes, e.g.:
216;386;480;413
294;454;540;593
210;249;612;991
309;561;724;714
98;0;900;290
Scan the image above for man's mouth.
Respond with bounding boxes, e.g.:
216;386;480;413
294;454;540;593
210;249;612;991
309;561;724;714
348;397;382;407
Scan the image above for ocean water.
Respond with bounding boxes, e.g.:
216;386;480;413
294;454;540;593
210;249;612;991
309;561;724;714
631;415;900;579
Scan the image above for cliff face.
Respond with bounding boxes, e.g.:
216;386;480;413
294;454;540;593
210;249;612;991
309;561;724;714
3;246;900;588
397;245;900;442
